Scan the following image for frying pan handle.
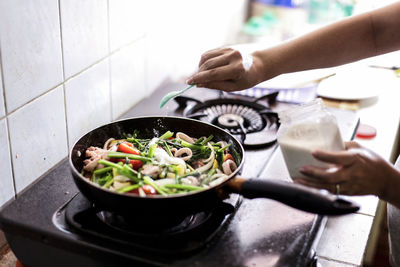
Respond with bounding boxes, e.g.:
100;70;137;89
227;178;359;215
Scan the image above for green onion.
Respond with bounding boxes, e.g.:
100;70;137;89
120;165;140;183
98;159;140;183
160;141;173;157
179;171;200;179
117;183;141;193
216;150;224;170
201;169;216;185
164;184;204;191
107;152;152;162
103;177;114;188
143;176;168;196
147;143;157;158
93;166;113;175
126;137;145;150
193;137;205;144
98;159;123;169
231;147;242;167
218;143;232;152
159;131;174;140
200;134;214;145
186;163;195;172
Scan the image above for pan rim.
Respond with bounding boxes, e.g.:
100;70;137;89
69;115;245;200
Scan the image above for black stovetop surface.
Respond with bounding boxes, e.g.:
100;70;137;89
0;81;358;267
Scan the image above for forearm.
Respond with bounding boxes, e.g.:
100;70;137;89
381;165;400;209
254;2;400;80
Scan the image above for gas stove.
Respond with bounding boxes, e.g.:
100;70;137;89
0;81;359;267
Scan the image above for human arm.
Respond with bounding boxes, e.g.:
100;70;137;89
297;141;400;209
187;2;400;92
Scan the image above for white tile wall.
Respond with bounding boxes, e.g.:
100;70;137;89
0;0;247;211
110;40;147;120
60;0;109;79
0;65;5;117
65;59;111;148
0;0;63;112
109;0;146;52
8;87;68;193
0;119;14;206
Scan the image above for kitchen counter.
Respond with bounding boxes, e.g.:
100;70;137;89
1;54;399;266
315;58;400;266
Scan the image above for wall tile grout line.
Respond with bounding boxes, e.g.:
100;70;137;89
57;0;70;151
107;0;113;121
318;255;360;266
4;36;145;120
0;40;17;198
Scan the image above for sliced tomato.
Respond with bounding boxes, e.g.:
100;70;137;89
117;142;140;155
115;158;143;170
129;185;157;195
142;184;157;195
224;153;234;162
129;159;143;170
129;187;140;194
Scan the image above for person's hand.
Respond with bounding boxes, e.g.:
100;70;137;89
186;47;265;92
296;141;398;198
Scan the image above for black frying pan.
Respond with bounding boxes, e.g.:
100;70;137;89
69;116;359;222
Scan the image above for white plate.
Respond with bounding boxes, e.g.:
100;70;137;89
316;65;392;100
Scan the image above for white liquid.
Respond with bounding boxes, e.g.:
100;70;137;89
278;122;344;179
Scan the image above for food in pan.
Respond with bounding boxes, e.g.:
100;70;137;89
81;131;240;196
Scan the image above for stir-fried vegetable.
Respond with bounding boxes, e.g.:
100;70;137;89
81;131;239;196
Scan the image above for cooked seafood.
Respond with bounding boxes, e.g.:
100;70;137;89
81;131;240;196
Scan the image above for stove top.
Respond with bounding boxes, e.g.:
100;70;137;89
0;81;359;267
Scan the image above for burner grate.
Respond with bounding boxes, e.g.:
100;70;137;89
204;104;264;134
183;98;279;148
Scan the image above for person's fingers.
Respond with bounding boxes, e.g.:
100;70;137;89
299;165;346;184
198;47;232;66
198;54;231;72
196;81;238;91
312;150;356;166
296;178;351;195
345;141;361;149
188;65;243;85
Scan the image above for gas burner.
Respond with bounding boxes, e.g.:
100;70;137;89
96;210;210;237
177;96;279;148
61;193;242;256
207;104;264;134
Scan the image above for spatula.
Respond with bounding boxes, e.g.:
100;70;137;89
160;84;195;108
